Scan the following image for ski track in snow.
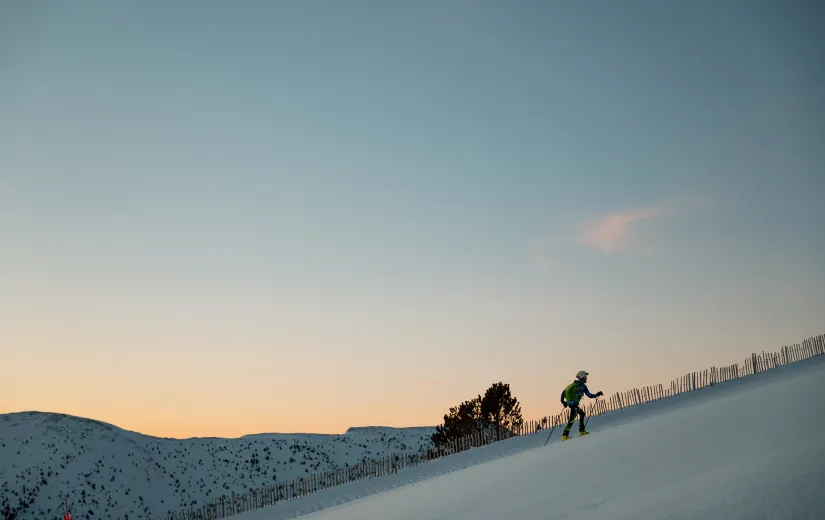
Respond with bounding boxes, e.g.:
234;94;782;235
235;356;825;520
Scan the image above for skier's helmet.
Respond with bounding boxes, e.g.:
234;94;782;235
576;370;589;381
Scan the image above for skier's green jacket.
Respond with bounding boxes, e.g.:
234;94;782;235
560;379;600;407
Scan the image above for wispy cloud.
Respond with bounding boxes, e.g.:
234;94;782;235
530;195;711;271
580;206;666;254
578;196;711;254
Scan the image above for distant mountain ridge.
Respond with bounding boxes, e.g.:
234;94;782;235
0;411;435;520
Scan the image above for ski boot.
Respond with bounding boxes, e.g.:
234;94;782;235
561;432;570;441
578;430;590;437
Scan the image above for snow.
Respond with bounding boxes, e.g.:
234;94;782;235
234;355;825;520
4;356;824;519
0;416;434;519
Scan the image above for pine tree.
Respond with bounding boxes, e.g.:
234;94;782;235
480;382;523;441
431;396;483;448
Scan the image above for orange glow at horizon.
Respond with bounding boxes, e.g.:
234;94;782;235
3;330;782;440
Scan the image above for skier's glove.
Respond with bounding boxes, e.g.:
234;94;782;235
596;391;604;397
561;400;568;408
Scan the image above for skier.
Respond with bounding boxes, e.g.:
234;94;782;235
560;370;603;440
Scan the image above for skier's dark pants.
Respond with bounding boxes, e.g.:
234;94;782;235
563;404;586;433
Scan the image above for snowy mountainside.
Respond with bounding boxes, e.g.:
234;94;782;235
0;412;435;520
234;355;825;520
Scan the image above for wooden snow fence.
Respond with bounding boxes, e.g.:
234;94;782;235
167;333;825;520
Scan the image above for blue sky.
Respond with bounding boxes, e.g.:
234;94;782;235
1;0;823;437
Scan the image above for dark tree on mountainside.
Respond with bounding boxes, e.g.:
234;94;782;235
431;396;482;448
431;382;524;447
480;382;523;441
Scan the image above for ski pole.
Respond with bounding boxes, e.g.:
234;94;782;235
583;395;601;430
543;422;555;446
543;405;566;446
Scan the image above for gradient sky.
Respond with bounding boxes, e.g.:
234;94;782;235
2;1;824;439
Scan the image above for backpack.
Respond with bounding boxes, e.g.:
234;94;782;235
563;381;581;402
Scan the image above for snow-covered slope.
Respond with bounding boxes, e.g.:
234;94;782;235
0;415;434;520
235;355;825;520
